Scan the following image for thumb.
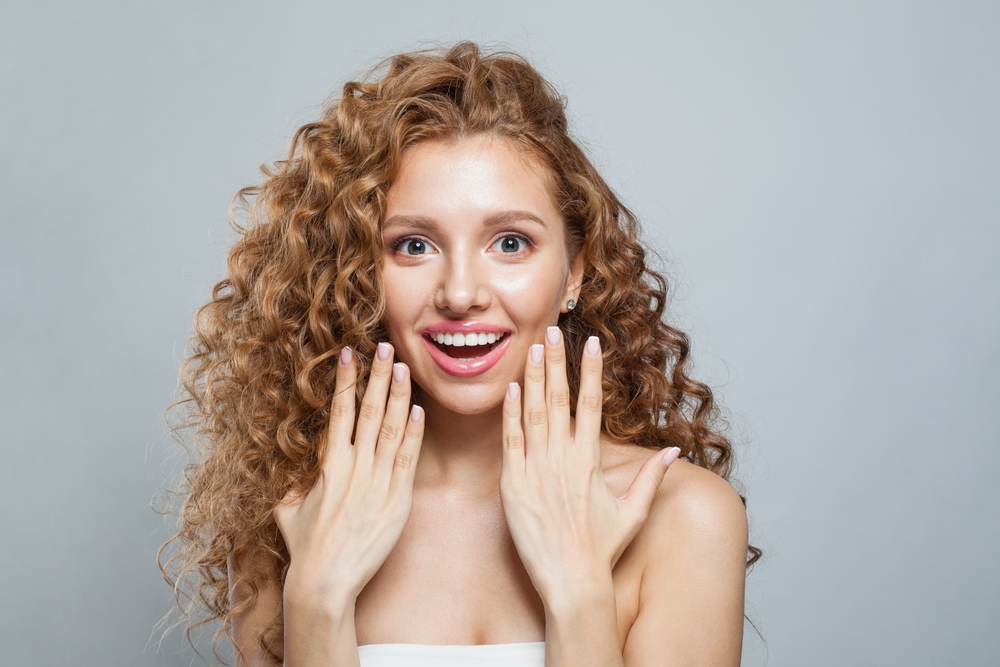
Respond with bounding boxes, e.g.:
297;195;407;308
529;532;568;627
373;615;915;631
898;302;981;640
622;447;681;520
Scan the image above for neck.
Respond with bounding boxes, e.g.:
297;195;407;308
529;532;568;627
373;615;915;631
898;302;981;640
414;393;505;497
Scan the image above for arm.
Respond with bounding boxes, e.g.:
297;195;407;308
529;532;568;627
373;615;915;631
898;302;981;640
499;330;683;667
532;461;748;667
232;343;425;667
622;461;749;667
227;554;360;667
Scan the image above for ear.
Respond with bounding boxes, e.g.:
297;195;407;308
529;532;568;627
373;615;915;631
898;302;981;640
560;250;586;313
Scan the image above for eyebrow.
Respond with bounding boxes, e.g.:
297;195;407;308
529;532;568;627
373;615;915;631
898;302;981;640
382;210;549;231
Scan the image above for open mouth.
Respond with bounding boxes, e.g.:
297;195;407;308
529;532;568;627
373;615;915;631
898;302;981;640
425;331;507;361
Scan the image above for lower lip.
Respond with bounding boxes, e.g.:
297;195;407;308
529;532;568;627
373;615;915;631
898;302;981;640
422;334;513;376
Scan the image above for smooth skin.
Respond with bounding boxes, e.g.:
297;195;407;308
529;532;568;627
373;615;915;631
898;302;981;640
500;333;684;667
273;344;425;667
230;136;749;666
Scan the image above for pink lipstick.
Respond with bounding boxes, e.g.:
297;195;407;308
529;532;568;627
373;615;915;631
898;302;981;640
421;323;512;376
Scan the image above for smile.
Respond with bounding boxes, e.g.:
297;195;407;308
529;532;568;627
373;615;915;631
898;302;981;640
430;331;505;353
421;331;512;376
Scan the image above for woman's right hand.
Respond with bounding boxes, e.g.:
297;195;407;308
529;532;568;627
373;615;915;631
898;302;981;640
273;341;424;618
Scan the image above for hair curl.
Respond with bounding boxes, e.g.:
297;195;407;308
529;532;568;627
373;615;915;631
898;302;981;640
159;41;760;663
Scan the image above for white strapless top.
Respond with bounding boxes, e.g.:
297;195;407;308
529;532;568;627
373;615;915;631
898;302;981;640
358;642;546;666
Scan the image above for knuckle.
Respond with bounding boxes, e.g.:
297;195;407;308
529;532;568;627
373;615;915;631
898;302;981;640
395;452;413;469
506;434;525;450
582;394;601;412
379;422;399;441
370;363;391;378
330;402;350;418
549;389;570;408
528;409;547;426
359;403;378;420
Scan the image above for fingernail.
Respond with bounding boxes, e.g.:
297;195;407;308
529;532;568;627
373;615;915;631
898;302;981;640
546;326;562;346
586;336;600;357
508;382;520;400
392;363;406;383
340;346;353;365
410;404;424;422
377;342;392;361
530;344;544;365
661;447;682;467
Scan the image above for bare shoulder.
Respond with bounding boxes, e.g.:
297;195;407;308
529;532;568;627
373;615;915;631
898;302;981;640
648;459;748;538
603;442;748;666
602;440;747;548
628;452;749;571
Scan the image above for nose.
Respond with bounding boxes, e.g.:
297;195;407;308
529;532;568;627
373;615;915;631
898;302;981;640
435;250;491;314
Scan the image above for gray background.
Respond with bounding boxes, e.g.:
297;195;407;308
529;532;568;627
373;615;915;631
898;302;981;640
2;1;997;665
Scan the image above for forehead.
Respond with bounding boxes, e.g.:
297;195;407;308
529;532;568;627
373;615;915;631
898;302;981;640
383;136;562;230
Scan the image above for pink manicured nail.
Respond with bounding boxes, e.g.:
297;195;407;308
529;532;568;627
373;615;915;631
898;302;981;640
508;382;520;400
661;447;682;467
340;346;353;365
586;336;600;357
546;326;562;346
392;363;406;383
530;344;544;365
410;405;424;422
377;342;392;361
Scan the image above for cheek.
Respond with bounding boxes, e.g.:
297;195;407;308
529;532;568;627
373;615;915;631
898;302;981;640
492;264;565;318
381;267;425;338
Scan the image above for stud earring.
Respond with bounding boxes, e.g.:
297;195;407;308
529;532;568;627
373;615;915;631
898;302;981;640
566;299;577;311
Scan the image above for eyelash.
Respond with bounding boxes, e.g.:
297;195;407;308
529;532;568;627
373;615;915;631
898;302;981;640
389;236;431;255
490;233;533;254
389;233;535;256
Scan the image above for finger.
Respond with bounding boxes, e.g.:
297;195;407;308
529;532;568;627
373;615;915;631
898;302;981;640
575;336;604;463
323;346;358;472
353;342;395;462
372;362;413;483
501;382;526;485
622;447;681;524
522;343;548;458
543;326;571;454
388;404;425;500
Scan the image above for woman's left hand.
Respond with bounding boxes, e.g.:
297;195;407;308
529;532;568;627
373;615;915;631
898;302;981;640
499;326;681;606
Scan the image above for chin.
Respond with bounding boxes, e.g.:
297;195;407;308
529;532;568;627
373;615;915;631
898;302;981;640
419;384;506;416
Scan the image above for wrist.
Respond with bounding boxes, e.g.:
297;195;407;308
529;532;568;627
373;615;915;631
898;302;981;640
540;572;616;622
283;594;358;631
542;576;622;667
283;590;359;667
283;569;359;622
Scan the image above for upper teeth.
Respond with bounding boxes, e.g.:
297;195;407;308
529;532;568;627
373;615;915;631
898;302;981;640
432;332;504;347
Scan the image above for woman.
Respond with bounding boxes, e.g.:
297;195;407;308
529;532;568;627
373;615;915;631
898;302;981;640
161;42;754;667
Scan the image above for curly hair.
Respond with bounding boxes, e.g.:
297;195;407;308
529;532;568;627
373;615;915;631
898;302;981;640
159;41;759;663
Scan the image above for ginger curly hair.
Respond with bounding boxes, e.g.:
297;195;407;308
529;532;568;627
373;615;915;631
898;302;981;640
159;41;758;662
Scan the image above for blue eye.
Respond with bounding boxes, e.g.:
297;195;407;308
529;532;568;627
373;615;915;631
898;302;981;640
493;236;526;253
402;239;427;255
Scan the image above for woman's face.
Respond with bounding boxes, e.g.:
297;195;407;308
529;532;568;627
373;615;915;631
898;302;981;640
381;135;583;415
